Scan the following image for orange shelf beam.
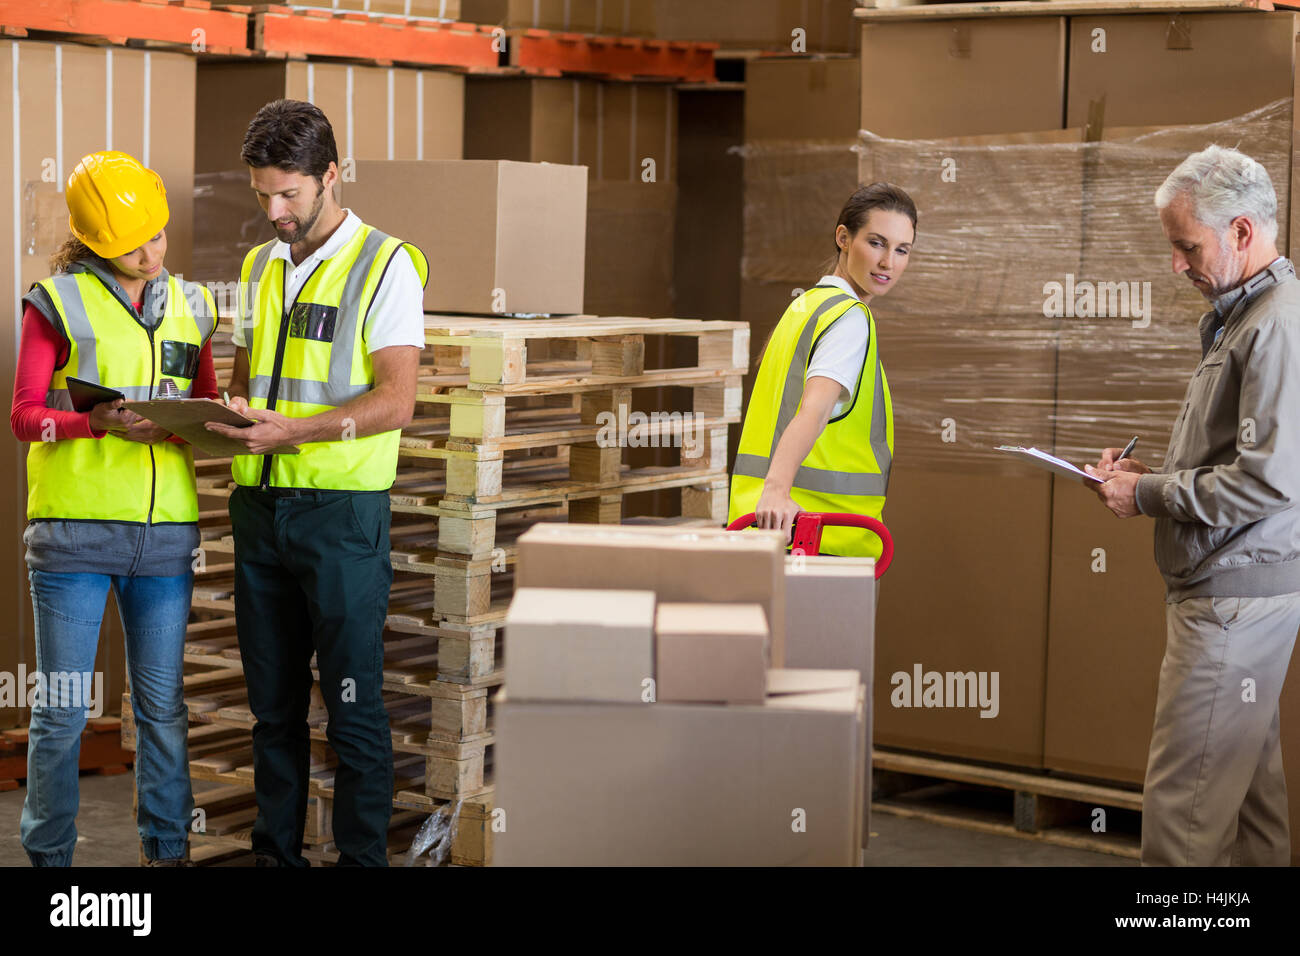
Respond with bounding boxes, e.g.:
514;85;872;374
0;0;251;52
511;31;716;82
253;8;500;70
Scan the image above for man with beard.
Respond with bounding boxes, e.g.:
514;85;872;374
206;99;427;866
1086;145;1300;866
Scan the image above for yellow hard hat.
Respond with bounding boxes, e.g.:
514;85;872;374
66;151;169;259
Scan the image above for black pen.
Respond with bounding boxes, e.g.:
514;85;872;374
1117;436;1138;463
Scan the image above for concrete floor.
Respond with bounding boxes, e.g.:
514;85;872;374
0;770;1136;866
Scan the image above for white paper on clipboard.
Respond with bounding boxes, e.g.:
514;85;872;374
995;445;1104;485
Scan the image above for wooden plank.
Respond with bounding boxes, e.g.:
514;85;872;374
873;750;1144;811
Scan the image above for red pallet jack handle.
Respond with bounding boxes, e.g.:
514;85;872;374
727;511;893;579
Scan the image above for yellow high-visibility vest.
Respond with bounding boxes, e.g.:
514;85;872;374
27;271;217;523
231;223;429;490
728;284;893;557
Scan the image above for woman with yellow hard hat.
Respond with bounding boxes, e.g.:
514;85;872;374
8;151;218;866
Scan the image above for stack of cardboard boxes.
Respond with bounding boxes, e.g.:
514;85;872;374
492;522;869;865
844;5;1300;861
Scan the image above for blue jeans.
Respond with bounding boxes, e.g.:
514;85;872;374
21;569;195;866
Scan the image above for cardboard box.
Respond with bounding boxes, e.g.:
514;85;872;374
1066;12;1296;129
463;77;676;183
655;602;768;704
652;0;860;53
0;41;196;724
195;61;464;175
743;55;859;144
343;159;587;315
1282;651;1300;865
504;587;656;702
515;522;789;665
492;668;866;865
784;555;876;843
783;557;874;680
1042;105;1292;782
859;17;1066;138
585;180;676;317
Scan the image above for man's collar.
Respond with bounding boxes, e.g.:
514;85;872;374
271;208;360;266
1211;256;1293;316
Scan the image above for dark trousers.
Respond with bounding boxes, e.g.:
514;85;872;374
230;486;394;866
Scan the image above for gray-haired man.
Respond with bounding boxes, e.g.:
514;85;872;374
1086;145;1300;866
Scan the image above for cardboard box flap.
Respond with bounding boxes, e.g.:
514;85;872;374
507;587;656;627
519;521;786;551
766;668;861;697
655;602;768;637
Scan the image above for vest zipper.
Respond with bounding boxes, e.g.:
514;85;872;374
260;260;322;490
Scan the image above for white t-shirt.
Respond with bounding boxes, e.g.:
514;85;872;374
231;208;425;352
804;275;870;419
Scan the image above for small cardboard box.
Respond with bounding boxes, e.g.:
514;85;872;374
783;556;874;682
343;159;587;315
655;602;768;704
504;587;656;703
493;668;866;866
516;522;789;665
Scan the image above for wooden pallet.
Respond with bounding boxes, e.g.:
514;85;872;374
0;717;133;790
0;0;252;53
248;5;500;70
871;749;1143;859
506;29;715;81
122;704;492;864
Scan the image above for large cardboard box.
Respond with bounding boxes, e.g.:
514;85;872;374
504;588;656;703
584;180;676;317
515;522;789;665
463;77;676;183
741;56;860;286
784;556;876;841
1042;103;1293;782
858;17;1066;138
343;159;587;315
493;668;866;865
0;41;196;725
194;61;464;175
743;55;859;145
655;602;768;704
1066;12;1296;130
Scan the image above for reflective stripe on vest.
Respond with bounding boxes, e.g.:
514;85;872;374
27;271;215;523
232;222;429;491
728;284;893;557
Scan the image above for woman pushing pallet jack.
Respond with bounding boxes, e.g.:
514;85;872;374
727;181;916;574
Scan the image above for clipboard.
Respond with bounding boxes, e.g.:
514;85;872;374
995;445;1104;486
125;398;300;457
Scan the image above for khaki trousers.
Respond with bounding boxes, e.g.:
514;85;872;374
1142;593;1300;866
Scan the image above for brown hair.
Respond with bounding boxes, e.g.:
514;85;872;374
49;234;96;274
822;182;918;274
241;98;339;182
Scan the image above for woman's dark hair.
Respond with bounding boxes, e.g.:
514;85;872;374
240;99;338;182
823;181;918;272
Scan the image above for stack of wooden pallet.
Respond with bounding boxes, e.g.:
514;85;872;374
119;311;746;865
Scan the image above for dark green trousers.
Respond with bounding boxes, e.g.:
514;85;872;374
230;486;394;866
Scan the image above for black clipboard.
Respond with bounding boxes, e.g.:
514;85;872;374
66;377;125;413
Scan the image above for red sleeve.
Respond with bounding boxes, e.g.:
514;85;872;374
10;303;102;442
165;341;219;445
